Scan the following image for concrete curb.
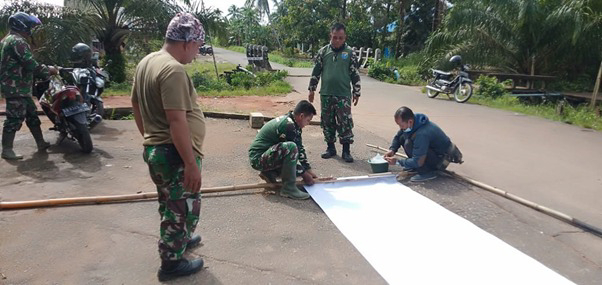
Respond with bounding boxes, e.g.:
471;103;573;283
1;107;321;126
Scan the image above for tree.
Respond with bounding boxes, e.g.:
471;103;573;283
0;0;97;66
245;0;271;17
71;0;181;83
426;0;601;78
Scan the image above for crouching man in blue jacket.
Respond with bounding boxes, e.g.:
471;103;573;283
384;106;463;182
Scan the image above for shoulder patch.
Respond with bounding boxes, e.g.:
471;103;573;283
342;52;349;60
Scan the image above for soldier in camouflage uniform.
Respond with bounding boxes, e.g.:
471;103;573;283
131;13;206;281
308;22;361;163
249;100;318;200
1;12;56;160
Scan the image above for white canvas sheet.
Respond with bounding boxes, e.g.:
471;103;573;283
306;175;574;285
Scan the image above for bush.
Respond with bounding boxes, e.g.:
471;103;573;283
368;62;395;81
105;53;127;83
475;75;510;98
230;72;256;89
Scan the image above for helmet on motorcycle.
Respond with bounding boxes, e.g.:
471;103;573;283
70;43;93;67
8;12;42;36
449;55;462;65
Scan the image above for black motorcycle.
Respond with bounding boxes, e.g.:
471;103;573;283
35;70;93;153
68;54;109;129
425;55;474;103
199;45;213;56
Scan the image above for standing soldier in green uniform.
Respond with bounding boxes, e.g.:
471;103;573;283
308;22;361;163
131;13;206;281
249;100;318;200
1;12;56;160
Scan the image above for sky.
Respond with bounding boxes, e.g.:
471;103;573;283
37;0;270;16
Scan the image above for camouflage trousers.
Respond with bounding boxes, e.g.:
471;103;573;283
249;142;302;175
2;97;42;133
320;95;354;144
143;144;202;261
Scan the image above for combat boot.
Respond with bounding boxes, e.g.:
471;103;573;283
1;130;23;160
341;143;354;163
321;142;337;159
30;125;50;151
158;258;204;281
279;160;310;200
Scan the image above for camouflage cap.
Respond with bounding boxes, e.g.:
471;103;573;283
165;12;205;42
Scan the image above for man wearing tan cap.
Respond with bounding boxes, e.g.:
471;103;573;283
131;12;206;281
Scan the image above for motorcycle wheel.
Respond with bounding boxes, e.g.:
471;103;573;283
454;82;473;103
426;80;440;98
74;121;93;153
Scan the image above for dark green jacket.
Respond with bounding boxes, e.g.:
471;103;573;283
308;44;361;97
249;112;310;172
0;32;49;98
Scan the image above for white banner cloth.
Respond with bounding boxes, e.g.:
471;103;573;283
306;175;574;285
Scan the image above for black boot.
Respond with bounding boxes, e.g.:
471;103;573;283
186;234;202;250
158;258;204;281
342;143;354;163
321;142;337;159
1;130;23;160
30;125;50;151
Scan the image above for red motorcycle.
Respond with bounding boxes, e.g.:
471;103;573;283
34;70;93;153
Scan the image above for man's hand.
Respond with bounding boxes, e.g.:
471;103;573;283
384;150;395;158
352;95;360;106
301;172;315;186
183;162;202;193
306;169;318;179
48;66;58;75
384;156;397;165
309;91;315;103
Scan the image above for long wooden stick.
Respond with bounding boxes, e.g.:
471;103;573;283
0;174;395;210
366;144;602;236
591;60;602;109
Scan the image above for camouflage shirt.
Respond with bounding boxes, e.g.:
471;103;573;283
249;112;311;172
308;44;361;97
0;32;49;98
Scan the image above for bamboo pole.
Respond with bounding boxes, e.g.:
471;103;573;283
0;174;396;210
591;60;602;109
366;144;602;236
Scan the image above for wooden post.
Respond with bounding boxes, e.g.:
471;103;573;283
591;60;602;109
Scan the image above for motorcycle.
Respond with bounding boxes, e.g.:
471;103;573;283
34;70;93;153
199;45;213;56
69;53;108;129
425;55;474;103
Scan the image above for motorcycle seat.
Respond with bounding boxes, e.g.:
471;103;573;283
432;69;452;76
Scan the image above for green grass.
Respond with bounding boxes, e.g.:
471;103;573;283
200;80;292;97
223;45;314;68
469;95;602;130
103;60;292;97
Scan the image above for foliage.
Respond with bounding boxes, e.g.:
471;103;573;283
475;76;511;99
470;96;602;131
105;52;127;83
368;62;395;81
426;0;602;81
0;0;98;66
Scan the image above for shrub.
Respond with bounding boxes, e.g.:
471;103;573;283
368;62;395;81
475;75;510;98
230;72;256;89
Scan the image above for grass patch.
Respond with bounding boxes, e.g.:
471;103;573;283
103;60;292;97
469;95;602;131
223;45;314;68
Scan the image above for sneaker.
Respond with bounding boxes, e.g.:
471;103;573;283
410;172;438;182
158;258;204;281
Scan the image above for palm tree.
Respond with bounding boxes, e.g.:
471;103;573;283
426;0;601;77
0;1;98;65
245;0;270;17
70;0;181;82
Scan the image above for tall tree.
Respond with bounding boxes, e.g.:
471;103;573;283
245;0;271;17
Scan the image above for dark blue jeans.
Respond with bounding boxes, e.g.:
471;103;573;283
403;140;444;175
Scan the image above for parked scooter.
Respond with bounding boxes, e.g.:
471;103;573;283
425;55;474;103
69;43;108;128
34;69;93;153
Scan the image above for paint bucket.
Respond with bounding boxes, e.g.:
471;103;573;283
368;157;389;173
